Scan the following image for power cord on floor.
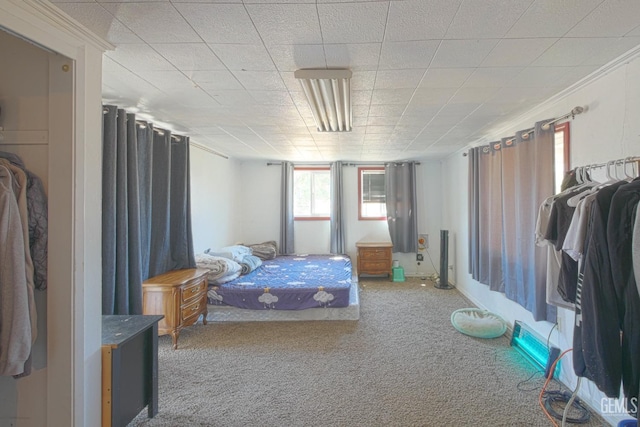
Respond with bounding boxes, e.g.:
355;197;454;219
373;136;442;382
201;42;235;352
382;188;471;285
538;348;591;426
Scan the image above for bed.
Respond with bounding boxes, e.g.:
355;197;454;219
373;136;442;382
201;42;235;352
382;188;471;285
205;254;360;322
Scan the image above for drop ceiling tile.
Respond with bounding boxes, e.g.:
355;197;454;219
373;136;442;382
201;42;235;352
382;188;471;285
445;0;530;39
247;4;322;45
191;70;243;91
505;66;574;88
351;71;377;90
481;38;558;67
205;90;256;106
379;41;439;69
352;90;373;106
318;2;388;43
368;104;408;117
325;43;381;71
268;44;327;71
430;40;499;68
418;68;474;88
374;69;425;89
151;43;225;71
532;37;640;67
385;0;461;41
367;116;401;126
106;44;176;72
134;70;195;91
462;67;523;88
370;88;415;105
411;87;457;105
506;0;602;38
352;105;370;118
174;3;261;44
567;0;640;37
209;44;276;71
437;103;482;118
251;91;295;106
233;71;287;91
627;24;640;37
101;2;199;43
583;37;640;66
52;3;142;44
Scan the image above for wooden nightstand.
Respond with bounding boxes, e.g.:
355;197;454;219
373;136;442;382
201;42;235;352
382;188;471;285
356;241;393;278
142;268;209;349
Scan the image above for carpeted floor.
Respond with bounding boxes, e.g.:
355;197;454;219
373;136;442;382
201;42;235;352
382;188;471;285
130;278;608;427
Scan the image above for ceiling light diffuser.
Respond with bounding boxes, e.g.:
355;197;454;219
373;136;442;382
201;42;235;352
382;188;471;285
294;69;352;132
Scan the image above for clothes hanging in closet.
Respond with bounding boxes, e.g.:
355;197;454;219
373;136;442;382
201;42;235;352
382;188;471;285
0;152;47;378
0;164;33;377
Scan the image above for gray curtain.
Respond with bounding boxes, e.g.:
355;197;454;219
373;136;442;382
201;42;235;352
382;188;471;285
385;161;418;253
330;161;345;254
279;161;294;255
467;121;555;322
102;106;195;315
500;122;555;322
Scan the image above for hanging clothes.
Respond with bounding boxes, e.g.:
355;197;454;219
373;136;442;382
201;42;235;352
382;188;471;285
0;165;32;376
0;151;48;290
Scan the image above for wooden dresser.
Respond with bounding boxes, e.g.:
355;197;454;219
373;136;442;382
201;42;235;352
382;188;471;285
356;241;393;278
142;268;209;349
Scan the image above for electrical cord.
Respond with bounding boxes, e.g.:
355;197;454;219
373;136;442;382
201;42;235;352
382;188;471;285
424;248;439;275
538;349;591;426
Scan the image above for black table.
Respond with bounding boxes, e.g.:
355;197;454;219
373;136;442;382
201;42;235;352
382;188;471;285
102;314;163;427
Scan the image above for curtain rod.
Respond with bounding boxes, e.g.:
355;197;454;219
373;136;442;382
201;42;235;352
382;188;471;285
463;106;586;156
190;142;229;160
266;161;420;166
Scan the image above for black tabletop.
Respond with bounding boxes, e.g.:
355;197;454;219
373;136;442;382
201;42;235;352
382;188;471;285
102;315;164;347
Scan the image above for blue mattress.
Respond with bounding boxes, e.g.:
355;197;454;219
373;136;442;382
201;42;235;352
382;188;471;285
207;254;352;310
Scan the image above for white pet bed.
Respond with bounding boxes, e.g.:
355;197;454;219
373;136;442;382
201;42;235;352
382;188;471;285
450;308;507;339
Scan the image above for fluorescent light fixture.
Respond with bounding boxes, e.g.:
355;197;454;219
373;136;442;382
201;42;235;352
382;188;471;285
511;320;561;378
294;69;352;132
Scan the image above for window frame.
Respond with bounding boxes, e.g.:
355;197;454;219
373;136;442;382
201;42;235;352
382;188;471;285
358;167;386;221
293;167;330;221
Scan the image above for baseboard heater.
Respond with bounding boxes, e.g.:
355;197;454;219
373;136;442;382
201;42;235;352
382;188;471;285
511;320;560;379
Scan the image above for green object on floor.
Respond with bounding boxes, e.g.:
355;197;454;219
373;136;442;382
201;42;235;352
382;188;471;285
392;266;405;282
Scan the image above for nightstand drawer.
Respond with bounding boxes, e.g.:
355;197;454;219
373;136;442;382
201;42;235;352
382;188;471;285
360;260;390;272
360;248;391;260
181;279;206;304
181;296;206;323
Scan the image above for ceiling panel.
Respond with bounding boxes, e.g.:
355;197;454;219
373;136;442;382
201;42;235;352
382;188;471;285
49;0;640;162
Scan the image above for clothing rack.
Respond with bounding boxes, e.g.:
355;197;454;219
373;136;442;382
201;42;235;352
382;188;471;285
572;155;640;180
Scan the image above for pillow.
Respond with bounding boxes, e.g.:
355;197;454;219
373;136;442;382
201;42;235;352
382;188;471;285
218;245;252;262
244;241;277;260
450;308;507;339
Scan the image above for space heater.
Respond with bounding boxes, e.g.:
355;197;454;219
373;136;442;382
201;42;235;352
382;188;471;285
511;321;560;379
435;230;453;290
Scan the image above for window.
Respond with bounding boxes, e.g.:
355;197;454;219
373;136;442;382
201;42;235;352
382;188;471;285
358;167;386;220
294;168;330;220
554;122;571;194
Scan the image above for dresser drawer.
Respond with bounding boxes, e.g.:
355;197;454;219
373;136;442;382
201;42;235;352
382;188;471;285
360;260;390;272
181;278;206;304
360;248;391;260
181;295;206;323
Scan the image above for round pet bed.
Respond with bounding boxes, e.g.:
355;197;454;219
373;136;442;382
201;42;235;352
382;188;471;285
450;308;507;339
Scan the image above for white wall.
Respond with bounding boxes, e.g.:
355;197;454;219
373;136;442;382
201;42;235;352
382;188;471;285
231;160;443;278
190;146;241;253
441;53;640;425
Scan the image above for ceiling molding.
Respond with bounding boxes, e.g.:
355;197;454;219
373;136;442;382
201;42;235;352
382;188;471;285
0;0;114;55
451;43;640;158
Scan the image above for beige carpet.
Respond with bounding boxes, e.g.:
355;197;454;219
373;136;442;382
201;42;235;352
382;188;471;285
130;278;607;427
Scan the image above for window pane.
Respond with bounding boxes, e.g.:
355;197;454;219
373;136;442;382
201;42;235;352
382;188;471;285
363;172;385;203
359;168;386;219
294;170;311;216
312;172;330;215
554;130;565;194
